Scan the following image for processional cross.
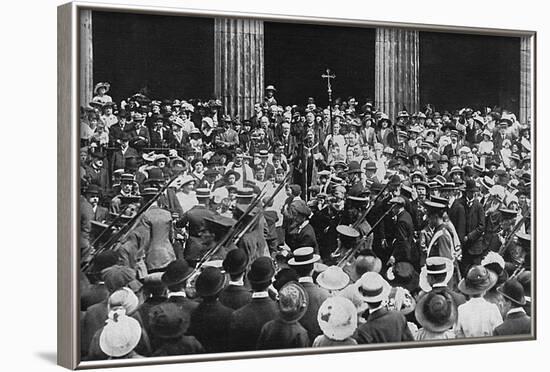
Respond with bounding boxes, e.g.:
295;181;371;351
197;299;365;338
321;68;336;137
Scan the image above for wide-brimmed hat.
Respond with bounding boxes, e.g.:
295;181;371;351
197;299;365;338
278;282;309;322
195;267;226;297
288;247;320;266
387;286;416;315
265;85;277;92
99;310;141;357
222;249;248;276
497;278;526;306
317;296;358;340
316;266;350;291
223;169;241;182
247;256;275;286
458;265;498;296
149;302;190;339
356;272;391;303
336;225;360;239
346;161;362;174
415;291;457;333
161;259;194;287
94;82;110;94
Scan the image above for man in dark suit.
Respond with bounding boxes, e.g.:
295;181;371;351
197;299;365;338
188;267;233;353
84;184;108;223
229;257;278;351
219;249;252;310
285;200;319;254
461;180;486;270
288;247;329;343
388;197;415;264
108;110;135;145
162;260;198;317
353;272;414;344
110;134;139;174
494;279;531;336
84;152;110;192
447;186;466;245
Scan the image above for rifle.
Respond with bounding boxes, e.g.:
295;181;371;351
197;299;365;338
498;216;527;256
81;174;180;272
338;204;394;267
351;180;390;230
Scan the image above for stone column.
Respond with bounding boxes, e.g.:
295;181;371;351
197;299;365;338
375;28;419;121
80;9;93;107
214;18;264;120
519;36;533;125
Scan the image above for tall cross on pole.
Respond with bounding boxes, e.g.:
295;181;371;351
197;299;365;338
322;68;336;135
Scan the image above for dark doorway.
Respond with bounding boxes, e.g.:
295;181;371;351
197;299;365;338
420;32;520;114
92;11;214;103
264;22;375;107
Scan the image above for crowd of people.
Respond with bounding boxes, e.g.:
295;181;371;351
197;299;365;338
79;81;533;361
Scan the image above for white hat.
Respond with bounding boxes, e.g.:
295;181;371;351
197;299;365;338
419;256;454;292
317;296;358;341
356;272;391;303
316;266;350;291
99;309;141;357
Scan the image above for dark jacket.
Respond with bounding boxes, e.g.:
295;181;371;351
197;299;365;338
256;318;310;350
354;307;414;344
391;209;415;263
110;146;139;173
229;296;279;351
462;197;486;255
298;281;330;343
188;298;233;353
448;199;466;244
286;222;319;254
151;336;204;357
493;311;531;336
219;284;252;310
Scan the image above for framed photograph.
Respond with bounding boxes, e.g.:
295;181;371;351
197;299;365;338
58;1;536;369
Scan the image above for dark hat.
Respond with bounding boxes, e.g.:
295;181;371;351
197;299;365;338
499;208;518;220
102;265;142;293
145;167;165;184
388;174;402;186
278;282;309;322
458;265;498;295
150;302;190;339
290;200;312;217
370;181;384;193
161;259;194;287
388;159;400;169
497;278;526;306
415;291;457;333
424;200;447;214
438;155;450;164
195;267;226;297
387;262;419;293
91;151;106;160
247;257;275;286
346;161;362;174
204;214;235;232
222;249;248;276
364;161;377;171
273;268;299;291
85;184;102;196
204;168;220;178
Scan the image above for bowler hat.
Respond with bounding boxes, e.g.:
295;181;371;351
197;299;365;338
102;265;142;293
386;262;419;293
458;265;498;295
278;282;309;322
497;278;526;306
195;267;226;297
222;249;248;276
150;302;190;339
247;257;275;285
161;259;194;287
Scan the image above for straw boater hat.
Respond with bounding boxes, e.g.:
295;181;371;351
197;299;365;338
316;266;350;291
99;309;141;357
356;272;391;303
278;282;309;322
458;265;498;296
415;290;457;333
317;296;358;341
288;247;320;266
419;256;454;292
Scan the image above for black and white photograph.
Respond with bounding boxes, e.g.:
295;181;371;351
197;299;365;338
69;3;535;367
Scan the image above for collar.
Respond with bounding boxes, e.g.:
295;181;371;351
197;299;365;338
252;291;269;299
168;291;186;298
298;276;313;284
228;279;244;286
507;307;526;316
